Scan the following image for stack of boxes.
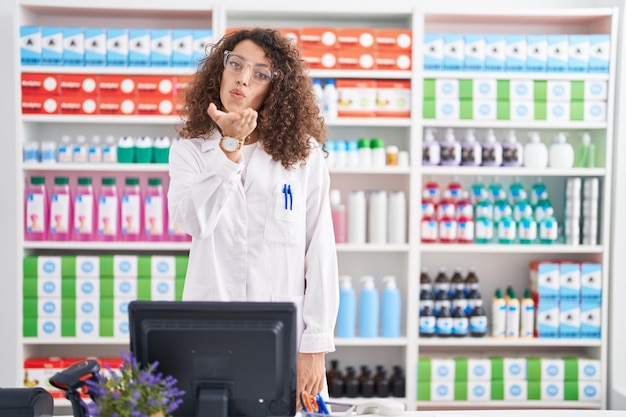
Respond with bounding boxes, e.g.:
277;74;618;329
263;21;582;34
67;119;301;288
417;356;602;403
336;79;411;118
422;77;608;121
565;178;601;245
530;260;602;339
23;255;188;339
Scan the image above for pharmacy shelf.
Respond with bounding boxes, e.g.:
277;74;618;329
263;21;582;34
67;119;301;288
21;115;183;124
334;337;408;347
23;338;128;345
330;167;411;175
326;118;411;127
23;241;191;251
421;120;608;130
309;69;412;80
416;400;602;409
336;243;410;253
23;163;169;172
423;71;610;81
419;244;603;254
420;166;606;177
418;337;602;348
20;66;197;76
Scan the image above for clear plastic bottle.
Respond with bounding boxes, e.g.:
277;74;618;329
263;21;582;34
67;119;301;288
359;275;379;338
120;177;142;241
49;176;72;241
97;177;119;241
24;176;48;241
73;134;89;163
144;177;166;241
336;275;357;338
381;276;401;338
102;135;118;163
73;177;95;241
323;78;339;118
312;78;324;115
58;135;73;163
88;135;103;163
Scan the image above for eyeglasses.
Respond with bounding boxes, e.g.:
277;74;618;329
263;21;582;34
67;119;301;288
223;50;277;85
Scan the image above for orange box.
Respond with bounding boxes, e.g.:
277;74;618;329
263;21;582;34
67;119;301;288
59;94;98;115
301;47;337;70
59;74;98;96
375;28;413;51
98;95;136;115
22;94;59;114
136;75;175;97
174;74;194;97
300;27;337;48
376;80;411;118
336;48;376;70
136;96;174;115
21;73;59;94
278;27;301;47
337;79;377;117
375;49;412;71
337;28;376;49
98;75;137;96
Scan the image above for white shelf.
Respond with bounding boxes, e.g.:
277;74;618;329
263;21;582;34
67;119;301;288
23;338;128;345
420;244;603;254
309;69;412;80
20;66;197;76
335;337;408;347
21;115;183;124
421;120;608;129
326;118;411;127
419;337;602;348
23;163;169;172
416;400;602;409
23;241;191;251
423;71;610;81
336;244;410;253
330;167;411;175
420;166;606;177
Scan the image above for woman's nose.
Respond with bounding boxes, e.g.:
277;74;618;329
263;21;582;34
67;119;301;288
236;64;252;86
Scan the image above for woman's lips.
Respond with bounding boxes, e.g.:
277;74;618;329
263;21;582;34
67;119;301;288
230;88;245;99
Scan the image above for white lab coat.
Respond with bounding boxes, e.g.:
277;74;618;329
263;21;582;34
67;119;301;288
168;131;339;354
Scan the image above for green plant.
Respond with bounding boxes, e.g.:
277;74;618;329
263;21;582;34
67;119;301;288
85;351;185;417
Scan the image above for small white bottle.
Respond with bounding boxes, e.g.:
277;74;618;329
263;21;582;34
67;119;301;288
387;190;406;244
367;190;388;244
505;290;520;338
523;132;548;168
102;135;118;163
88;135;103;163
549;132;575;168
40;140;57;164
422;128;440;166
323;79;339;119
73;135;89;163
58;135;73;163
312;78;324;115
347;190;367;244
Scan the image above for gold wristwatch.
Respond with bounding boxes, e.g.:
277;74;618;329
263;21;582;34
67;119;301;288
220;136;244;153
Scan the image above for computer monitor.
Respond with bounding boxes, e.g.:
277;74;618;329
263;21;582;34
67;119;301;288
128;301;297;417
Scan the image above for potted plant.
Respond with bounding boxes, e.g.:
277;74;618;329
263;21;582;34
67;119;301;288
85;351;185;417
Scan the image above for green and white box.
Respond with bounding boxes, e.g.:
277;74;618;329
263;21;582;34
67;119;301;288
468;381;490;401
547;102;570;121
34;256;62;278
36;298;61;319
114;277;137;298
76;317;99;338
75;256;100;278
510;100;533;121
585;80;608;100
436;79;460;99
436;99;460;119
114;297;133;319
578;359;602;381
431;358;456;381
504;380;527;400
474;99;496;120
76;297;99;319
151;255;176;278
35;318;61;338
431;381;454;401
473;79;497;99
114;317;130;339
542;358;565;381
510;80;533;100
113;255;138;277
584;101;607;121
570;381;602;401
151;277;176;301
547;81;571;101
504;357;527;380
76;277;99;298
468;358;491;381
542;381;564;401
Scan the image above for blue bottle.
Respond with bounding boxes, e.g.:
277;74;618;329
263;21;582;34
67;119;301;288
381;275;401;338
359;275;379;338
336;275;357;338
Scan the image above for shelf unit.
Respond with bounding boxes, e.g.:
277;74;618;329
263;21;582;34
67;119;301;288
8;0;622;413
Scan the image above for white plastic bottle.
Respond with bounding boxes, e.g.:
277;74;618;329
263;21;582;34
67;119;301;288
381;276;401;338
523;132;548;168
347;190;367;244
323;78;339;119
58;134;73;163
481;128;502;167
88;135;103;163
103;135;118;163
312;78;324;115
460;129;482;166
422;128;440;166
491;289;506;338
387;190;406;244
367;190;387;244
440;128;461;166
549;132;575;168
359;275;379;338
505;290;520;338
73;135;89;163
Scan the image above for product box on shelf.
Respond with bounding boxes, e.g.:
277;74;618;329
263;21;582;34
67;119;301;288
484;35;506;71
20;26;42;65
193;29;213;63
443;34;463;71
529;261;560;301
300;27;338;49
62;27;85;66
588;34;610;73
374;50;412;71
336;48;376;70
84;28;106;67
547;35;568;72
527;35;548;72
98;75;137;96
560;301;581;338
151;29;172;67
277;28;300;47
98;96;136;115
375;80;411;118
23;357;65;398
580;301;601;339
337;28;375;49
463;34;485;71
129;29;151;67
21;72;59;95
375;29;412;52
337;79;377;117
106;28;129;67
172;29;194;67
559;262;582;301
59;73;98;96
300;47;337;70
136;97;175;116
568;35;590;72
41;27;63;66
536;300;559;338
423;33;443;70
580;262;602;301
505;34;527;72
58;94;98;115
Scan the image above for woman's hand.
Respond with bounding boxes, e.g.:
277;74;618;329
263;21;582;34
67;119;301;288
207;103;257;140
297;352;326;408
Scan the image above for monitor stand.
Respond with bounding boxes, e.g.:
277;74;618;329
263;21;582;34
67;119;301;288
197;386;229;417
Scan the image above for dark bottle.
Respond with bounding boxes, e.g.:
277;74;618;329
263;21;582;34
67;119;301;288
327;359;341;383
435;305;453;337
450;267;465;295
419;288;435;314
329;372;345;397
420;267;433;292
466;288;483;316
434;267;450;296
469;301;488;337
391;367;406;397
375;369;390;397
451;306;468;337
344;367;360;398
434;289;451;316
451;288;468;313
373;365;385;386
360;368;375;398
419;305;436;337
464;266;480;296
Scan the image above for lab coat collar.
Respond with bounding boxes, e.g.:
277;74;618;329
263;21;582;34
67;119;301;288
200;131;221;153
243;141;272;192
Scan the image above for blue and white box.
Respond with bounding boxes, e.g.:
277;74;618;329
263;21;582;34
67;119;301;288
443;34;464;71
542;381;564;400
581;263;602;301
107;28;129;66
76;318;100;338
536;300;559;338
423;33;444;70
547;80;571;101
464;34;485;71
473;79;497;99
510;100;533;121
151;29;172;67
193;29;213;64
468;358;491;380
484;35;506;71
588;34;610;73
20;26;42;65
76;256;100;278
172;29;194;67
504;380;527;400
568;34;589;72
41;26;63;66
510;79;533;100
585;80;608;100
474;99;496;120
151;277;176;301
436;99;460;119
76;278;100;298
504;357;527;380
578;381;602;401
468;381;490;401
532;262;560;300
541;358;565;381
547;35;568;72
84;28;106;66
114;278;137;299
129;29;150;67
37;256;62;279
76;298;100;319
559;301;581;338
559;263;581;301
578;359;601;381
151;255;176;278
580;301;601;339
113;255;138;278
62;27;84;66
431;358;455;381
431;381;454;401
547;101;570;122
585;101;607;122
505;35;526;72
38;298;61;318
435;78;459;98
526;35;547;72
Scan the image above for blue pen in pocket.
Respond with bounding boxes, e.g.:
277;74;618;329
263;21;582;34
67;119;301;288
282;184;288;210
287;184;293;210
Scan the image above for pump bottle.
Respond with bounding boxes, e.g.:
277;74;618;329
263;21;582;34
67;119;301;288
359;275;379;338
330;189;347;243
549;132;575;168
381;276;401;338
336;275;357;338
422;128;440;166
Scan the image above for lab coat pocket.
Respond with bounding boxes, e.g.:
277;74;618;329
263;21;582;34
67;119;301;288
271;294;304;350
264;182;304;246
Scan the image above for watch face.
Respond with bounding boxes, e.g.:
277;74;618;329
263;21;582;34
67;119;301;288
221;136;240;152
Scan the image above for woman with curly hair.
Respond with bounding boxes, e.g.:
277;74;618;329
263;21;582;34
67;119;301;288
168;27;339;404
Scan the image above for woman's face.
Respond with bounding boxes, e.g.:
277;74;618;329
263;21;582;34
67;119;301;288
219;39;272;113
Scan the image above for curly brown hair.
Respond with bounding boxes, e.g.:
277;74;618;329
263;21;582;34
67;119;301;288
176;27;328;169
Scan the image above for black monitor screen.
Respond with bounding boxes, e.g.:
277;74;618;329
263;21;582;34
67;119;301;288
129;301;297;417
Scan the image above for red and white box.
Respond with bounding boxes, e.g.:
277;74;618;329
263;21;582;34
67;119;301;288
278;28;300;47
21;73;59;95
23;357;65;398
375;49;412;70
337;48;376;70
337;79;377;118
376;80;411;118
300;27;337;49
22;94;59;114
375;28;413;51
59;74;98;96
136;96;174;116
337;28;376;50
59;94;98;115
135;75;175;97
98;95;136;115
98;75;137;96
301;48;337;70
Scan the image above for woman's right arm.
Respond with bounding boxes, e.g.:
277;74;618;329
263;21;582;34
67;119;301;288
167;139;243;239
